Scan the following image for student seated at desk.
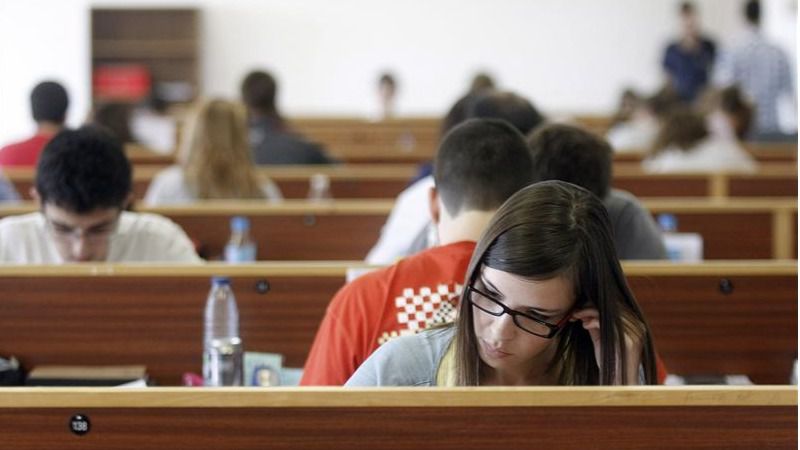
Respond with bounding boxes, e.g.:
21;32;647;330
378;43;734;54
347;181;659;386
529;124;666;260
0;126;201;263
643;108;757;173
144;99;282;205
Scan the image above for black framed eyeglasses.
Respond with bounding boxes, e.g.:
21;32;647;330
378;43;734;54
466;285;572;339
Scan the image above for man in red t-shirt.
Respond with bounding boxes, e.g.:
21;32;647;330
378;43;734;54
300;118;536;385
0;81;69;167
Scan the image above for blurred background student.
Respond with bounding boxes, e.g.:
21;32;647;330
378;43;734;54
144;99;282;205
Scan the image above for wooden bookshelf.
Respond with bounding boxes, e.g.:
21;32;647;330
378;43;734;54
90;8;200;105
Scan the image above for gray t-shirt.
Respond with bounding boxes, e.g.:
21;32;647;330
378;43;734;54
604;189;666;260
346;326;455;387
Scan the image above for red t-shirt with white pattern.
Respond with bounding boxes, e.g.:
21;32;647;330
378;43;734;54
300;241;476;386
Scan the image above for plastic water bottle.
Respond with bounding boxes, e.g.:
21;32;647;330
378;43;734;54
202;276;243;386
657;213;682;261
308;173;332;201
224;216;256;263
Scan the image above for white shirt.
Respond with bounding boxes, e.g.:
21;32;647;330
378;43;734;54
365;175;435;264
0;211;202;263
143;165;283;206
606;117;659;153
642;136;757;174
714;28;794;134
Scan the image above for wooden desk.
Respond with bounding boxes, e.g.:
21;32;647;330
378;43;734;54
0;261;794;385
614;164;797;198
0;387;795;449
291;117;442;164
4;163;795;201
0;198;794;260
644;198;797;260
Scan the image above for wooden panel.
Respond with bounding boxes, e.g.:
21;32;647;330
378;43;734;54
291;118;441;164
629;273;798;384
614;176;710;197
0;262;794;385
0;272;345;384
728;175;798;197
0;387;795;450
174;212;386;260
672;212;773;259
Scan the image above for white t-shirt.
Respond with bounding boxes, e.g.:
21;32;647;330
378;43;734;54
143;165;283;206
642;136;757;174
0;211;202;263
365;175;435;264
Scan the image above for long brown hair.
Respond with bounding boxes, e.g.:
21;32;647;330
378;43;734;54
454;180;658;385
178;99;266;199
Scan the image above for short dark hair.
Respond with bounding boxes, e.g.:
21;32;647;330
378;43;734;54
434;118;534;216
241;70;278;117
440;93;480;138
527;124;612;199
36;126;132;213
378;72;396;88
680;1;695;15
745;0;760;25
30;81;69;124
468;91;546;136
469;72;496;93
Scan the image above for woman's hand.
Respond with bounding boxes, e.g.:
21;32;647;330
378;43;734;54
571;306;644;384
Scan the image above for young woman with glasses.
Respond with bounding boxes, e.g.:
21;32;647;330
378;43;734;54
346;180;658;386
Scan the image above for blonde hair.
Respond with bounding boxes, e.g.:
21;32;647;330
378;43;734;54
178;99;266;199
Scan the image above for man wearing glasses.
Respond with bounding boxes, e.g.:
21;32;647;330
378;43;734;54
0;126;200;263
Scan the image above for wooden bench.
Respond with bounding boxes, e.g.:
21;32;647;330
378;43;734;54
0;198;795;260
0;261;794;385
0;387;794;449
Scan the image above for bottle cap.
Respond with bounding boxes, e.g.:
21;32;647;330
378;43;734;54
657;213;678;232
211;276;231;286
230;216;250;232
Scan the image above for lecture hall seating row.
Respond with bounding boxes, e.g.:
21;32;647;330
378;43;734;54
0;199;795;260
1;387;795;449
0;261;794;385
122;120;797;166
4;163;796;202
288;117;798;164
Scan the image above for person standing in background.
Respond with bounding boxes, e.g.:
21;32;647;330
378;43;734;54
714;0;795;140
662;2;716;103
0;81;69;167
376;72;398;120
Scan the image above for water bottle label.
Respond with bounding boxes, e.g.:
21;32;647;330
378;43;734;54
203;337;243;387
224;244;256;263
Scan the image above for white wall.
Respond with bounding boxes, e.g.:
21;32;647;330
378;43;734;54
0;0;795;144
